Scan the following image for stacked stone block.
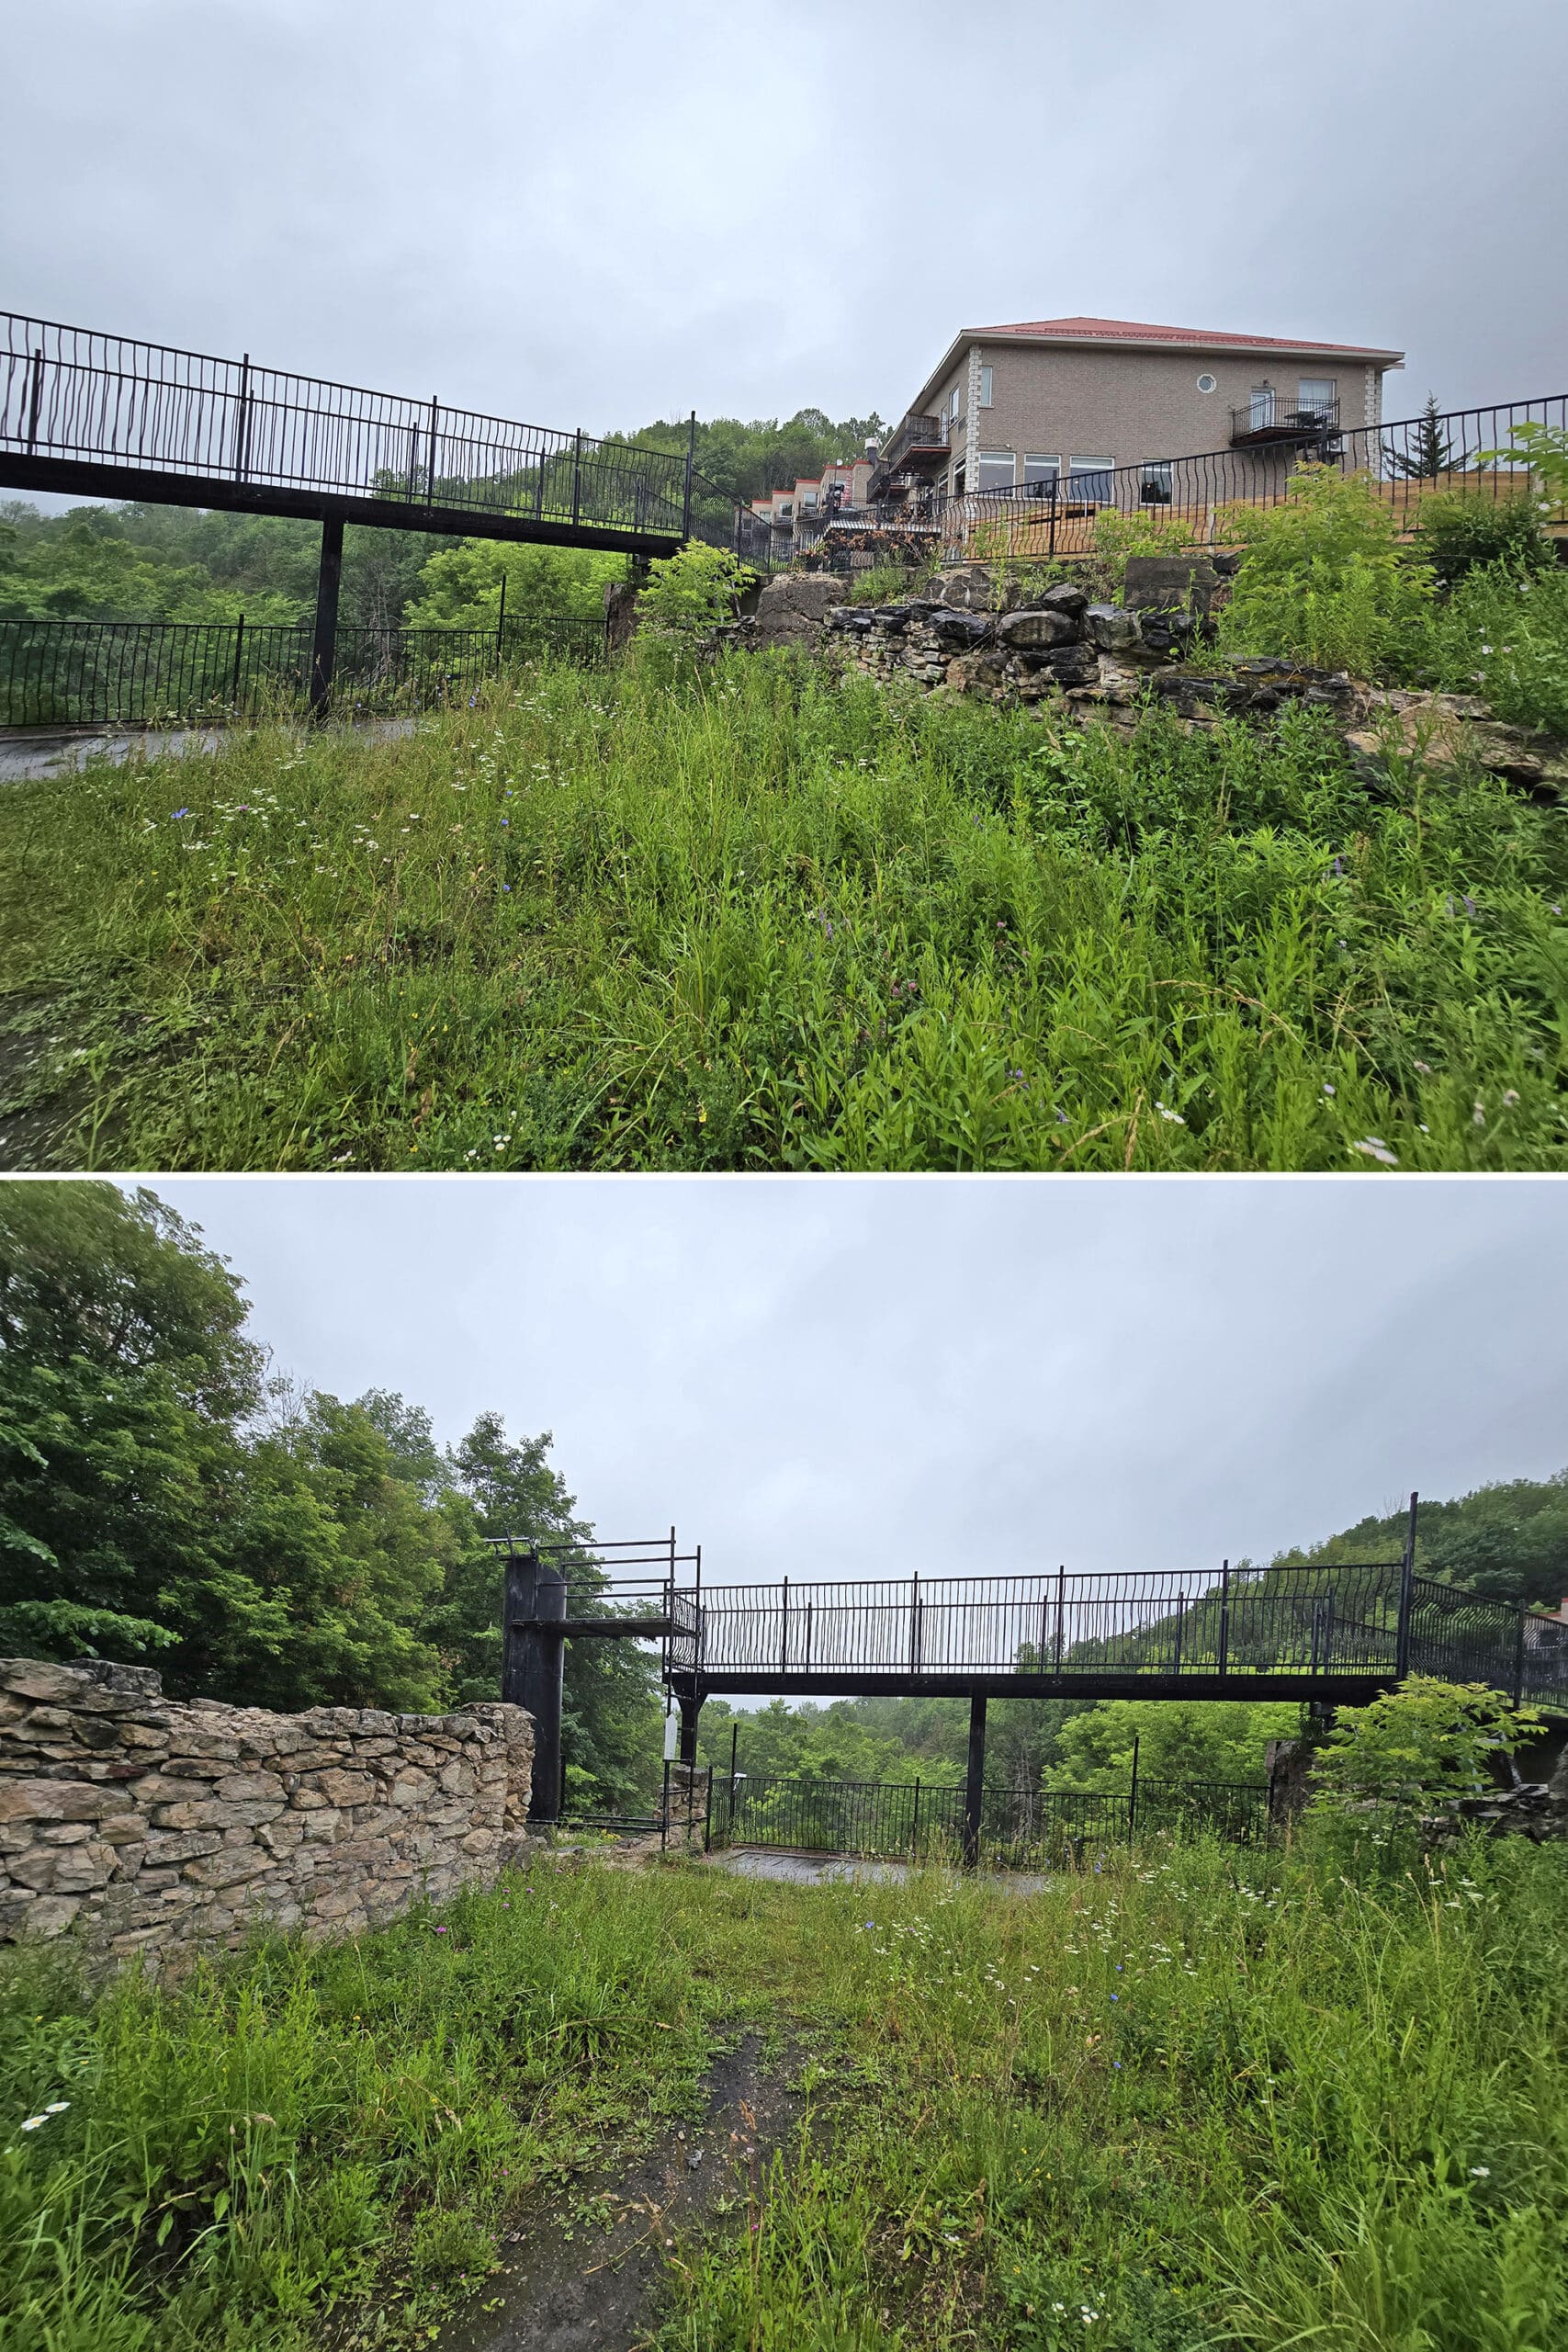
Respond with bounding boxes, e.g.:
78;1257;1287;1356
0;1657;535;1966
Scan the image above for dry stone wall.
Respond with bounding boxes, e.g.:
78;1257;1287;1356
0;1658;536;1967
715;563;1568;798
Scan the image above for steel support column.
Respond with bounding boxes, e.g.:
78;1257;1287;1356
308;514;344;721
962;1691;987;1868
502;1551;567;1822
679;1690;704;1766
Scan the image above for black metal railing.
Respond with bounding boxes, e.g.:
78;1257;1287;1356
794;390;1568;571
1229;393;1341;446
0;312;691;538
713;1769;1270;1863
0;314;774;569
663;1561;1568;1710
0;612;606;729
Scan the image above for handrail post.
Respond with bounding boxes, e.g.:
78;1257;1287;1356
1054;1565;1065;1676
231;612;244;713
962;1693;987;1869
495;570;506;665
1218;1559;1230;1679
910;1572;919;1675
25;346;44;455
425;397;438;506
571;427;582;527
1173;1592;1186;1676
781;1577;789;1675
911;1776;920;1858
1514;1605;1527;1707
1395;1491;1419;1679
232;353;251;482
682;409;695;538
1128;1733;1140;1844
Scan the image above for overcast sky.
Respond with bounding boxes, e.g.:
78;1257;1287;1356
137;1176;1566;1592
6;0;1565;449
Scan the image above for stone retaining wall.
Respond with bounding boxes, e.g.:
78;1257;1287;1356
714;563;1567;797
0;1658;536;1967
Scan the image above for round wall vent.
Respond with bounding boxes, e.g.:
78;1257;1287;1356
1196;373;1217;393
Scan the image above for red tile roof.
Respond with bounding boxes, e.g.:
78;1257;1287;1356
976;315;1401;357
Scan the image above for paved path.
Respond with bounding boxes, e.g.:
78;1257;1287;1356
706;1846;1049;1894
0;716;419;783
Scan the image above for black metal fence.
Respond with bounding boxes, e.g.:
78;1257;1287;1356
667;1562;1568;1709
0;611;606;729
792;390;1568;572
714;1770;1270;1864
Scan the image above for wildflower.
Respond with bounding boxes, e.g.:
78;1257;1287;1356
434;1926;449;1936
1155;1102;1185;1125
1413;1058;1432;1074
44;2102;68;2114
1351;1137;1399;1167
1472;1101;1486;1126
1321;1081;1336;1097
172;808;191;820
1470;2165;1491;2178
1503;1089;1520;1106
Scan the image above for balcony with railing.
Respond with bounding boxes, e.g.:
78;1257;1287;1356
1230;390;1340;448
868;412;951;498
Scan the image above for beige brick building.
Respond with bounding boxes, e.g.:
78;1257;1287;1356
871;316;1406;504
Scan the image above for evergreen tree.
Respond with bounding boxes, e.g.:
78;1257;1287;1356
1388;392;1455;481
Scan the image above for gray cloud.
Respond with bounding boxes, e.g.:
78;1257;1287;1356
139;1176;1568;1588
6;0;1564;440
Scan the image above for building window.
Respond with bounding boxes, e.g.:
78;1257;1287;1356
1023;454;1061;497
1069;457;1115;502
1196;372;1217;393
953;464;965;498
949;383;963;424
801;490;818;508
1139;461;1173;505
1298;377;1337;419
976;449;1016;492
978;364;993;408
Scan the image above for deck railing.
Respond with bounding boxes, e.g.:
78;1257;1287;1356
795;390;1568;571
664;1562;1568;1708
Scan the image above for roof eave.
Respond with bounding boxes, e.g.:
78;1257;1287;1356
906;328;1404;416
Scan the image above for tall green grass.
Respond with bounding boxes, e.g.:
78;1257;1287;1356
4;1840;1564;2350
2;653;1565;1169
658;1840;1568;2352
0;1864;727;2351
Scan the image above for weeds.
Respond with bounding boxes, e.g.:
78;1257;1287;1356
3;1838;1564;2350
1;653;1565;1170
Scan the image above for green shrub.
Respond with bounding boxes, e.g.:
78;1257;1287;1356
1090;506;1199;597
1413;490;1552;588
637;541;750;633
1429;560;1568;734
1217;464;1437;679
845;562;926;607
1305;1674;1538;1869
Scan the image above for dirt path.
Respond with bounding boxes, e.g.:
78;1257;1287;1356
436;2034;801;2352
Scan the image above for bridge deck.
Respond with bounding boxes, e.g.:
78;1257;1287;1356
1;313;705;557
532;1560;1568;1713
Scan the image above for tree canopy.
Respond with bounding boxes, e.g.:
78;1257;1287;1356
0;1183;660;1807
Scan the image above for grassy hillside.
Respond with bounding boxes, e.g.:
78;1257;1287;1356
3;651;1565;1171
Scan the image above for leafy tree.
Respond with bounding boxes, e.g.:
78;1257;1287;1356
1388;393;1456;481
1044;1699;1296;1793
440;1411;661;1810
401;541;625;631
